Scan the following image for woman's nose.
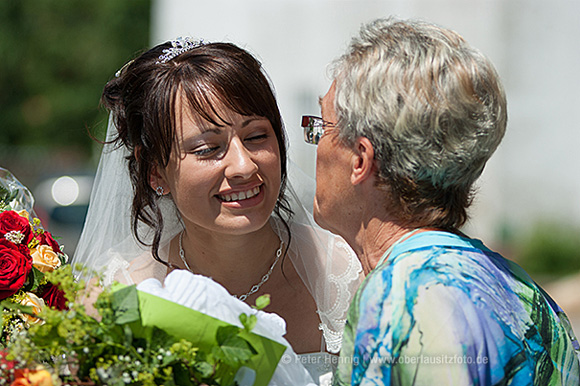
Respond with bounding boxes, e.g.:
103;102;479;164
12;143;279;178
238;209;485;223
224;138;258;179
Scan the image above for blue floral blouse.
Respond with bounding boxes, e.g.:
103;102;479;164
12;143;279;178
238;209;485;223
334;231;580;385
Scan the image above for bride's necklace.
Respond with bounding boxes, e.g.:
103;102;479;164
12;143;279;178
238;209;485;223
178;231;284;302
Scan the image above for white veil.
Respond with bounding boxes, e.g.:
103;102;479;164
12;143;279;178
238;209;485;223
72;115;363;354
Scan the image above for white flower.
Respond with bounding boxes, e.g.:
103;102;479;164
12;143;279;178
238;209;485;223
4;230;24;244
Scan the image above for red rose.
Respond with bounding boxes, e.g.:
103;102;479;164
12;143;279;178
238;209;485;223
36;231;62;255
0;239;32;300
39;283;68;310
0;210;33;246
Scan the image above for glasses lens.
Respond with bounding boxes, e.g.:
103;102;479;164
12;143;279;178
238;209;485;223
301;116;324;145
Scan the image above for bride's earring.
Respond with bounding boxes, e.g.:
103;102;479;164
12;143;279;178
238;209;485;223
156;186;164;197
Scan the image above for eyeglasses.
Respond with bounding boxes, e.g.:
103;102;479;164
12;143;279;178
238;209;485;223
301;115;335;145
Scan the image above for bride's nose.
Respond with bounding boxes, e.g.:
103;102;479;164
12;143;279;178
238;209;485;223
224;138;259;179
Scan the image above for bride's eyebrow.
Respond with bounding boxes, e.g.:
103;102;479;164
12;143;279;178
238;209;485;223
180;125;222;143
189;116;266;134
241;116;267;128
196;119;225;134
198;127;223;134
180;127;221;148
194;115;230;133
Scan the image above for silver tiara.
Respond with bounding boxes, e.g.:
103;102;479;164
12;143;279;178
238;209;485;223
156;37;205;64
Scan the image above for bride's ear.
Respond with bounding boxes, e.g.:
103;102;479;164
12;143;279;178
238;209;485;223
138;144;169;196
149;165;169;196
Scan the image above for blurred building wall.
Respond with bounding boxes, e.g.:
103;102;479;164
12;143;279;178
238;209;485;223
151;0;580;247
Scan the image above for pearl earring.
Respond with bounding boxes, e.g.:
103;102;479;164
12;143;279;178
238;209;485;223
156;186;164;197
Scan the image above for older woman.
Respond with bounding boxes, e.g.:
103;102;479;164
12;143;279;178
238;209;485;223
303;17;580;385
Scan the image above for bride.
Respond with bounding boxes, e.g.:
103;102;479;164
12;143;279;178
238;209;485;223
73;37;363;382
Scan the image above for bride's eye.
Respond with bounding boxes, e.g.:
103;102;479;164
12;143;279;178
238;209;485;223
245;133;268;143
191;144;220;157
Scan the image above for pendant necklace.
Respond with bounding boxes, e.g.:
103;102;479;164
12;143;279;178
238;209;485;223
178;231;284;301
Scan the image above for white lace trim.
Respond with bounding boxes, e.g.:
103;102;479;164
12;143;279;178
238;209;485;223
318;240;362;353
102;252;131;287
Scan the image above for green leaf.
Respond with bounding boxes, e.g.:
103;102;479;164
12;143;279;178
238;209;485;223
215;326;257;366
149;326;176;349
239;313;257;332
253;294;271;310
110;285;141;325
193;361;214;378
239;313;248;328
122;324;134;347
57;252;67;265
22;266;45;292
212;361;238;386
172;362;195;386
216;325;241;346
220;336;255;364
1;300;33;314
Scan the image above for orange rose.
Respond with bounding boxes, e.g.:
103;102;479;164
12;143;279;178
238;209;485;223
11;369;54;386
27;369;54;386
31;245;61;273
10;376;31;386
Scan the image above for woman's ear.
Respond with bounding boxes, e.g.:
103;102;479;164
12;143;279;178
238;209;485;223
134;146;169;196
149;165;169;196
144;147;169;197
350;137;375;186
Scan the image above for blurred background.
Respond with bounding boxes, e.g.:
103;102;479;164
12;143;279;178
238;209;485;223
1;0;579;330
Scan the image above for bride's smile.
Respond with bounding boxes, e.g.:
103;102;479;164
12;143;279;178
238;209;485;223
217;183;265;209
218;185;261;202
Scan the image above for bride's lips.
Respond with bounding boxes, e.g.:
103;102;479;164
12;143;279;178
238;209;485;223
216;184;264;208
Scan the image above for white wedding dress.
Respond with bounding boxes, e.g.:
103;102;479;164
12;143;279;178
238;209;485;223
73;116;363;385
102;219;360;384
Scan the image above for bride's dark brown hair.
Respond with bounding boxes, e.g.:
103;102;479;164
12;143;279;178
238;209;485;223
101;41;292;266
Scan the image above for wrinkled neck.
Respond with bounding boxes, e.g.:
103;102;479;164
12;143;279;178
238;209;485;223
354;218;411;274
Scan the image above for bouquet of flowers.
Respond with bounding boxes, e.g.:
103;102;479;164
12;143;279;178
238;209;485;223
1;267;285;386
0;167;69;346
0;167;296;386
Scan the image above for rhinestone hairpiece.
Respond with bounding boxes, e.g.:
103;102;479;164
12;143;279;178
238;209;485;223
156;37;204;64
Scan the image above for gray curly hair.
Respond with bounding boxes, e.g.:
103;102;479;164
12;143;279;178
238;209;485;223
331;17;507;230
